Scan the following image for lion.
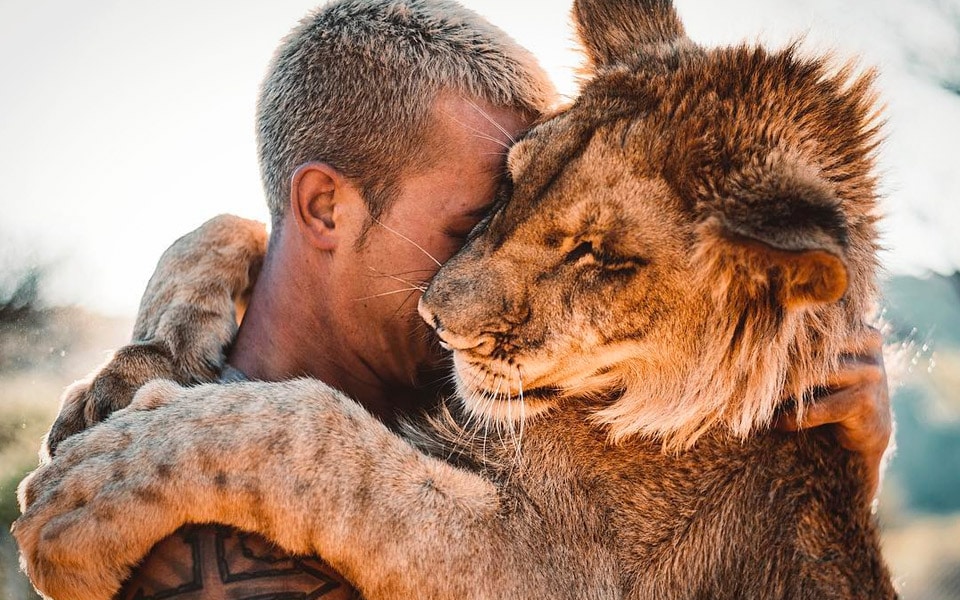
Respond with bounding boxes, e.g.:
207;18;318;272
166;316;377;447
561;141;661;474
15;0;896;598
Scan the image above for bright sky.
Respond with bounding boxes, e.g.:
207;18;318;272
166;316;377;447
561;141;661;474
1;0;957;315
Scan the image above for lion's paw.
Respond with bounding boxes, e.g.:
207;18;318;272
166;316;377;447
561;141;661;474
17;419;173;600
44;341;179;458
129;379;185;411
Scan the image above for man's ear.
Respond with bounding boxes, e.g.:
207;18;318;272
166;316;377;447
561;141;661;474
290;162;346;251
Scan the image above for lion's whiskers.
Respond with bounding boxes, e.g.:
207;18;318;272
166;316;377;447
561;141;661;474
443;359;528;467
445;105;514;153
499;369;522;464
473;132;513;151
500;373;513;457
445;115;513;152
364;265;432;290
483;371;504;462
352;287;425;302
464;98;518;145
516;364;526;461
460;368;491;461
372;218;442;267
356;265;430;310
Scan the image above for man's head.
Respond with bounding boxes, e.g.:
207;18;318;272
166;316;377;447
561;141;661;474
243;1;556;399
257;0;556;233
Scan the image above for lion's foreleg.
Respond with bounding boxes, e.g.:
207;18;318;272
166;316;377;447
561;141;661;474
15;379;517;600
44;215;267;458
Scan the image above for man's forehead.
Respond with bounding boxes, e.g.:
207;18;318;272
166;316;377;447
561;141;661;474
433;93;533;143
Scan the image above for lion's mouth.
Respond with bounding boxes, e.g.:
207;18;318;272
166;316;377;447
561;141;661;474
452;351;566;397
510;385;561;401
452;357;561;423
465;384;561;403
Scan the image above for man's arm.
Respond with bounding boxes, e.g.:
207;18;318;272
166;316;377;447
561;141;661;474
116;525;356;600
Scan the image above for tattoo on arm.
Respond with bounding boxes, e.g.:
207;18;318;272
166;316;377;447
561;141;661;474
118;525;355;600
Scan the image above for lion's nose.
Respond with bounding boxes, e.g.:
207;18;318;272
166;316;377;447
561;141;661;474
418;297;490;353
417;297;441;331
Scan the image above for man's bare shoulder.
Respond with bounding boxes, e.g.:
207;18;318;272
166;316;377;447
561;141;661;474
118;525;357;600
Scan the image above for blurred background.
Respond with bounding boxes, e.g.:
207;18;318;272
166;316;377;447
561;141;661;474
1;0;957;598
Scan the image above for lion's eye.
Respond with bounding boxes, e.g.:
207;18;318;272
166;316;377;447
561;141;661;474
564;241;595;264
564;239;649;275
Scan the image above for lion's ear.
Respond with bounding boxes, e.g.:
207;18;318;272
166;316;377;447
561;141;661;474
697;186;851;311
572;0;687;71
711;224;849;310
694;152;855;310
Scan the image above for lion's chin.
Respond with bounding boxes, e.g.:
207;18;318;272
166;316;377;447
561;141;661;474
448;348;628;426
451;363;557;426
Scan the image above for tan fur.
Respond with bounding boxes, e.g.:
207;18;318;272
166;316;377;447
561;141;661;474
44;215;267;457
15;1;895;599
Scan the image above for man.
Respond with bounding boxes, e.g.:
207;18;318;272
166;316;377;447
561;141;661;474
35;1;893;598
116;1;553;597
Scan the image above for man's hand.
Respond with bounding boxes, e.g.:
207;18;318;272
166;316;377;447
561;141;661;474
778;328;892;498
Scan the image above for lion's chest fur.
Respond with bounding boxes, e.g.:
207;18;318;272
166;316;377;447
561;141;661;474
433;403;889;599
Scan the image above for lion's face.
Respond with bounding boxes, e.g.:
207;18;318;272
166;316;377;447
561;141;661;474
421;111;697;421
419;0;881;448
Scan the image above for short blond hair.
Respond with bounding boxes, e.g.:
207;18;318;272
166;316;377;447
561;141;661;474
257;0;557;228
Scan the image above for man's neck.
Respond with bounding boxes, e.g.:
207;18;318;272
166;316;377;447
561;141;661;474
227;235;427;424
